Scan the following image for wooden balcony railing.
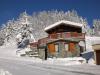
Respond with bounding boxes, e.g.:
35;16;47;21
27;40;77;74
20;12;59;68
38;32;85;46
48;32;85;39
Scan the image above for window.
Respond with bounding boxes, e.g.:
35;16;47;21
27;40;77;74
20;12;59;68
65;43;69;51
55;44;59;52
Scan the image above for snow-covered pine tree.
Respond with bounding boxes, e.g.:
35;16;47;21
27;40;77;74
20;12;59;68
93;19;100;36
0;10;91;46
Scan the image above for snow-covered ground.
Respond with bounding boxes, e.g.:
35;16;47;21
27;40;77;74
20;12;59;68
0;36;99;65
0;69;12;75
0;43;17;58
0;36;100;75
0;58;100;75
0;41;87;66
42;57;86;66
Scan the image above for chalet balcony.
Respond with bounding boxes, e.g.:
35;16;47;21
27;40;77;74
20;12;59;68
48;32;85;39
38;32;85;46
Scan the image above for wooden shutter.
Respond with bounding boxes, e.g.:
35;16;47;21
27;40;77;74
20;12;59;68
69;43;75;52
48;43;55;53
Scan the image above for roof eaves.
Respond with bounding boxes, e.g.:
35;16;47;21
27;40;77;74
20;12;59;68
44;20;83;31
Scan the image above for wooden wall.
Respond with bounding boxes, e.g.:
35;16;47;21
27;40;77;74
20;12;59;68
47;41;80;58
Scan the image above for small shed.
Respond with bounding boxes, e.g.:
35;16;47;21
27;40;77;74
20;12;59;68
92;44;100;65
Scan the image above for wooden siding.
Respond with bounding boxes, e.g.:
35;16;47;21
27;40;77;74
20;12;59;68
92;44;100;65
66;32;71;38
38;32;84;47
47;41;80;58
49;32;85;39
95;50;100;65
38;37;48;46
30;42;38;47
71;32;78;37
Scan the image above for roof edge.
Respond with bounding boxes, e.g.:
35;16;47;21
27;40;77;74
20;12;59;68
44;20;83;31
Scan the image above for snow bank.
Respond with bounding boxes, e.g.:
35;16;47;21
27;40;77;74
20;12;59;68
88;58;95;65
0;69;12;75
2;39;17;48
86;36;100;51
40;57;86;66
16;47;32;57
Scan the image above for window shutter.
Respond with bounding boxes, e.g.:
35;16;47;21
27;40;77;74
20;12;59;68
69;43;75;52
48;43;55;53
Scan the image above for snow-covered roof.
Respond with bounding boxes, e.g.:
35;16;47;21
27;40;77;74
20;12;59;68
44;20;83;31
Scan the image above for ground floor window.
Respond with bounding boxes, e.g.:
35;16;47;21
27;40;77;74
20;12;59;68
65;43;69;51
55;44;59;52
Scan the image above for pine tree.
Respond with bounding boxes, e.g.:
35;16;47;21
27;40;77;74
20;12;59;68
0;10;91;45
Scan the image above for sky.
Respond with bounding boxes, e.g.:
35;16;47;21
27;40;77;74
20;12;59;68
0;0;100;27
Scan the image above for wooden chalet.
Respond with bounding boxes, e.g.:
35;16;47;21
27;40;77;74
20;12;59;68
38;20;85;59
